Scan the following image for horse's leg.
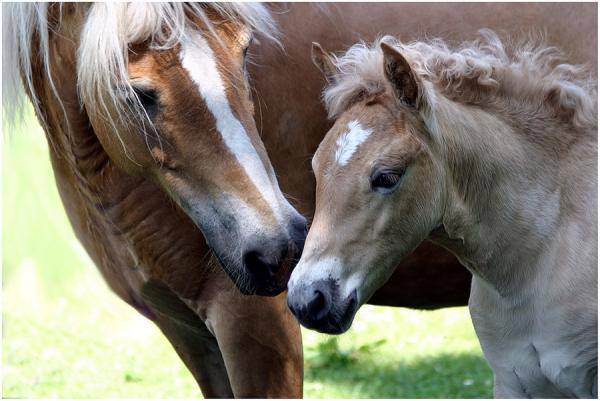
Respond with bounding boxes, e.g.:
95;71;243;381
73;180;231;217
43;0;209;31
141;281;234;398
190;273;303;398
153;314;234;398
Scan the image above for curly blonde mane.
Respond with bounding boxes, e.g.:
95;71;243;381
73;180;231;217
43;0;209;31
323;30;597;130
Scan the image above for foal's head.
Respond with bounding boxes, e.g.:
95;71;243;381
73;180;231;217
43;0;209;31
287;33;596;332
286;41;445;332
10;4;307;295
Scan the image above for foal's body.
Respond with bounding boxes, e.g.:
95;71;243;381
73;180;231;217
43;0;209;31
8;2;596;397
428;97;598;397
287;20;597;397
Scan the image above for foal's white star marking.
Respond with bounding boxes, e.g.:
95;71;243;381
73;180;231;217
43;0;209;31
335;120;373;166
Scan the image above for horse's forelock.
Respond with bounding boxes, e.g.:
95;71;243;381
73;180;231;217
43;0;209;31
3;3;278;132
78;3;278;130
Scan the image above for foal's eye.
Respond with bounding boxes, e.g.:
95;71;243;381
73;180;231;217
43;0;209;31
370;169;404;193
132;86;159;118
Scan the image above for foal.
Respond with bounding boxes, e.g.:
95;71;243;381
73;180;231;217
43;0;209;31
287;32;597;397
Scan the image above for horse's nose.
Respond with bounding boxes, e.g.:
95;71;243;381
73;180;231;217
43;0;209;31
243;247;281;284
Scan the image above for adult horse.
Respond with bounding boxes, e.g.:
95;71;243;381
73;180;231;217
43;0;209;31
4;2;595;398
4;3;307;397
287;28;597;398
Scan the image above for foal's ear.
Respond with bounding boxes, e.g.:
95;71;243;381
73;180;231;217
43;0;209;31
381;42;421;107
312;42;338;85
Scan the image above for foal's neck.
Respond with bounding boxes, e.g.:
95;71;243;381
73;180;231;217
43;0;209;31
429;97;580;295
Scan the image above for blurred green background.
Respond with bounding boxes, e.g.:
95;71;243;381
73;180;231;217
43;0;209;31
2;111;492;398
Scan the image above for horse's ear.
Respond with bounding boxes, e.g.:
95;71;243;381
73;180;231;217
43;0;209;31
312;42;338;85
381;42;421;107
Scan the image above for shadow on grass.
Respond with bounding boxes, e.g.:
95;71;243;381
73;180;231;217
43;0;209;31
305;337;493;398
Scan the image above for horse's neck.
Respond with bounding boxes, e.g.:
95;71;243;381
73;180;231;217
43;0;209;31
31;22;123;206
430;97;594;296
30;25;208;301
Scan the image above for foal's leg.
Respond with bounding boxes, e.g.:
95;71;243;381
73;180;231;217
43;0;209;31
189;270;304;398
141;281;234;398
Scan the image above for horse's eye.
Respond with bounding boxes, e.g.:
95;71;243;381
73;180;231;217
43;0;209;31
370;169;404;193
242;45;250;72
132;86;159;118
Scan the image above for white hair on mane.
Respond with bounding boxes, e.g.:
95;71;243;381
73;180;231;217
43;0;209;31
3;3;52;126
3;2;278;131
323;30;597;129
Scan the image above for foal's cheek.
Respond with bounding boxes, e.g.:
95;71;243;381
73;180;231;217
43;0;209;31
370;203;395;238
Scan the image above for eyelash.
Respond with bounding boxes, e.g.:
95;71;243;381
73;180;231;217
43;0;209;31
370;169;405;193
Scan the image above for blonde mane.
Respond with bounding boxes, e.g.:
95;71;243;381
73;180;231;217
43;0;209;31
323;30;597;130
3;3;278;129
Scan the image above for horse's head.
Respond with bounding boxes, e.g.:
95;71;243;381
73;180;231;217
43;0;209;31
287;41;446;332
78;4;306;296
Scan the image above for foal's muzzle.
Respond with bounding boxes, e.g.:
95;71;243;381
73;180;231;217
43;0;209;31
286;278;358;334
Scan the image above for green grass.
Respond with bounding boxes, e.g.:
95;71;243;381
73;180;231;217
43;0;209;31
2;112;493;398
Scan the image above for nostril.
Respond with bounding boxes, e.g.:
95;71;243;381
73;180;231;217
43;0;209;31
243;250;279;279
308;290;324;311
307;289;329;320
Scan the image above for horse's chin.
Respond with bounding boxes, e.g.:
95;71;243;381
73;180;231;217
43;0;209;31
228;274;286;297
213;251;288;297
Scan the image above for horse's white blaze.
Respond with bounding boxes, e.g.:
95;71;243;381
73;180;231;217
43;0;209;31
179;30;283;225
334;120;373;166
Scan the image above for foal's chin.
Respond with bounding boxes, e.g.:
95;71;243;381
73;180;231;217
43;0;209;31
302;298;358;335
315;306;358;335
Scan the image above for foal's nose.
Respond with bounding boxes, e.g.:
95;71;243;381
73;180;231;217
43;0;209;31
287;278;358;334
294;286;331;321
287;279;333;325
